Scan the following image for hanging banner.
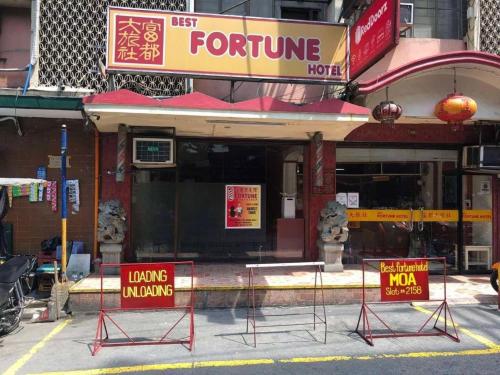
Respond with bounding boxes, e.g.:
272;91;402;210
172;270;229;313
349;0;400;79
347;209;492;222
107;7;348;82
380;259;429;302
225;185;261;229
120;263;175;309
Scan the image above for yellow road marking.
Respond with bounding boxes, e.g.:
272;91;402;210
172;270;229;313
193;359;274;367
412;305;499;349
29;347;500;375
4;318;72;375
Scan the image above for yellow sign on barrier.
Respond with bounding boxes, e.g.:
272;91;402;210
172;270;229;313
347;209;492;222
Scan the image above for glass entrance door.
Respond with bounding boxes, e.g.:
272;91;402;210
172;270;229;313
462;174;493;272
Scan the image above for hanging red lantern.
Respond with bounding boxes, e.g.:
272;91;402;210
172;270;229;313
372;100;402;126
434;93;477;124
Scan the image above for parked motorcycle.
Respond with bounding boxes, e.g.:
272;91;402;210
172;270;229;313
491;262;499;293
0;187;38;335
0;255;37;335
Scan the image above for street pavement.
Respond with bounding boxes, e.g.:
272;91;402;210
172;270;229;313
1;303;499;375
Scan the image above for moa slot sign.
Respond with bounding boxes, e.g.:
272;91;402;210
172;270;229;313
107;7;348;82
380;259;429;302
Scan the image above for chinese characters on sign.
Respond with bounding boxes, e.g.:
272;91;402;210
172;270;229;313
346;209;491;222
225;185;261;229
120;263;175;309
107;7;347;82
380;259;429;302
114;15;165;66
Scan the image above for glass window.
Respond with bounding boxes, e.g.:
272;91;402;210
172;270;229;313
337;154;459;270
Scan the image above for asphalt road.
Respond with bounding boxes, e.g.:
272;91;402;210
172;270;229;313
1;303;499;375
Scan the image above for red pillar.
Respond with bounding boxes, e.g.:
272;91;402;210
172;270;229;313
493;177;500;263
99;134;133;260
305;140;336;260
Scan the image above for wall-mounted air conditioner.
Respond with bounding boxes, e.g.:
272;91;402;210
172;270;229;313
132;137;174;167
400;3;414;25
463;146;500;170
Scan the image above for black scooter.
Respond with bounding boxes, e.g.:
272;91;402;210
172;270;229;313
0;186;37;335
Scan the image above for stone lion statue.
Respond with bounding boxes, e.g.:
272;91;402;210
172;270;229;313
318;201;349;243
97;200;127;243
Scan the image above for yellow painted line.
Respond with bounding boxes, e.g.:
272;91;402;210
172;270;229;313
194;359;274;367
4;319;72;375
412;305;499;349
27;360;273;375
29;346;500;375
28;362;193;375
278;347;500;364
280;355;352;363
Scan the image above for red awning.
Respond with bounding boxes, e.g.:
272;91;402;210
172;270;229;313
83;89;370;116
83;90;370;140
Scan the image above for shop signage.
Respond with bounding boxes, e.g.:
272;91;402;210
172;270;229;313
380;259;429;302
120;263;175;309
347;209;492;222
107;7;348;82
349;0;400;79
225;185;261;229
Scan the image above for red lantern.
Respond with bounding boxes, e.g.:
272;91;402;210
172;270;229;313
434;93;477;124
372;101;402;126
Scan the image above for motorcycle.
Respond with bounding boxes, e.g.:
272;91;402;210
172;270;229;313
0;186;37;335
0;255;37;335
491;262;499;293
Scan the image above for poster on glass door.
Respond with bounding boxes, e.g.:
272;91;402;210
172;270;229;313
225;185;261;229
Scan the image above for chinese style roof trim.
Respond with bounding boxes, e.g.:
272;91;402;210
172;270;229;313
356;51;500;95
82;89;370;116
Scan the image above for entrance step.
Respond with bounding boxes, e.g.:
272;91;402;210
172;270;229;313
68;264;498;312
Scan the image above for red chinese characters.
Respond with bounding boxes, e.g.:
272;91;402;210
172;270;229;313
114;15;165;65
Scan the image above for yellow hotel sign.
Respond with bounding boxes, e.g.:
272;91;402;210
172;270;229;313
347;209;492;222
106;7;348;82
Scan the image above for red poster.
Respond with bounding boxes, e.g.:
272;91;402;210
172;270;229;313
120;263;175;309
225;185;261;229
349;0;400;79
113;14;166;67
380;259;429;302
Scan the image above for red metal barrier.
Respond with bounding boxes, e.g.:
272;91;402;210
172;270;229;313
92;261;195;355
355;257;459;346
246;262;327;347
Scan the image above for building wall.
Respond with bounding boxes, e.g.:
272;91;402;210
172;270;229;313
345;123;485;144
0;6;31;88
0;118;95;254
99;133;133;260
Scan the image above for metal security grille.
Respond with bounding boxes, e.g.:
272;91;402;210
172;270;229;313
480;0;500;55
134;138;173;163
38;0;187;95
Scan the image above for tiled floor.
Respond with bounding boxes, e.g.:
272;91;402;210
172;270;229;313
70;263;498;304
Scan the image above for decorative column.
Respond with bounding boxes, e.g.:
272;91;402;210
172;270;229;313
306;139;337;261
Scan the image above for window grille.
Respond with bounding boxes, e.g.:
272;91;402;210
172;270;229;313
38;0;187;96
480;0;500;55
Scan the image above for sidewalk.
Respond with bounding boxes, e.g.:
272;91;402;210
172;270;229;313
68;264;499;310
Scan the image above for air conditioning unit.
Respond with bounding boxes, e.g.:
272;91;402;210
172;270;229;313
463;145;500;170
132;137;174;167
400;3;414;25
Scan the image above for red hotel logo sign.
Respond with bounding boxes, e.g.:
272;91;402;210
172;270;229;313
120;263;175;309
114;15;166;66
380;259;429;302
350;0;400;79
107;7;348;82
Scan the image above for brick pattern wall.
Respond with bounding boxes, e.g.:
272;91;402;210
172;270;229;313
0;118;95;255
